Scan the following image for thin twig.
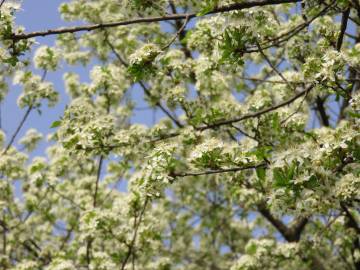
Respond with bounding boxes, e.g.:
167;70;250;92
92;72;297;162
1;70;47;156
241;76;360;84
161;15;189;50
104;34;183;127
121;197;149;270
0;0;6;9
281;86;311;125
244;1;336;53
93;155;103;208
231;124;259;142
255;40;295;91
197;85;314;131
1;105;32;156
47;183;85;211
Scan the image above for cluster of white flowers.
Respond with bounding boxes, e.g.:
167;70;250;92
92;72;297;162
187;16;225;53
63;72;82;98
138;144;176;196
89;64;129;100
19;128;43;152
80;208;122;239
45;259;76;270
189;138;224;168
0;148;27;179
33;46;60;71
55;33;91;65
1;1;360;269
129;43;161;66
13;71;59;108
13;260;39;270
231;239;299;270
336;174;360;201
349;92;360;112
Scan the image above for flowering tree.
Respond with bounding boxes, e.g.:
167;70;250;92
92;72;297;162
0;0;359;269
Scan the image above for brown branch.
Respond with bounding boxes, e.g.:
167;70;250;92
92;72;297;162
93;155;103;208
240;76;360;85
240;76;304;84
242;1;336;54
121;197;149;270
0;0;6;9
169;1;193;58
231;124;259;142
103;35;183;127
161;15;190;51
0;216;6;257
340;203;360;270
255;40;295;91
139;81;184;128
336;8;350;51
10;0;301;41
197;85;313;131
86;85;314;152
315;96;330;127
341;203;360;234
171;163;265;178
257;203;293;240
47;183;85;211
1;105;32;156
1;70;47;156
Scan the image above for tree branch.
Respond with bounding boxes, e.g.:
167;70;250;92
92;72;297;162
198;85;313;131
104;34;183;127
121;197;149;270
171;163;265;178
336;8;350;51
1;69;47;156
1;105;32;156
0;0;6;9
255;40;295;91
10;0;301;41
315;96;330;127
161;15;190;51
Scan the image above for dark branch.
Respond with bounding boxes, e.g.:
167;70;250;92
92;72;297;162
1;105;32;156
336;8;350;51
10;0;301;41
171;163;265;178
315;96;330;127
104;35;183;127
121;197;149;270
93;155;104;208
197;85;313;131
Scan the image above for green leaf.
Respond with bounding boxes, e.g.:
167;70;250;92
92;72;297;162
256;167;266;181
63;136;79;149
349;111;360;118
304;175;319;189
196;5;214;16
4;56;19;67
50;120;61;128
30;163;45;174
273;168;289;188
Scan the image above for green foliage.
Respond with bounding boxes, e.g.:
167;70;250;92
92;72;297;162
220;26;254;65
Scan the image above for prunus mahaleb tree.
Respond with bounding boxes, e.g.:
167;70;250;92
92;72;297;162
0;0;359;269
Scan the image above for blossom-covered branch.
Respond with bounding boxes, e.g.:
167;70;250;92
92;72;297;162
10;0;301;41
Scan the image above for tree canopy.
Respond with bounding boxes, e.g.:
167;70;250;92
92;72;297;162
0;0;359;269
